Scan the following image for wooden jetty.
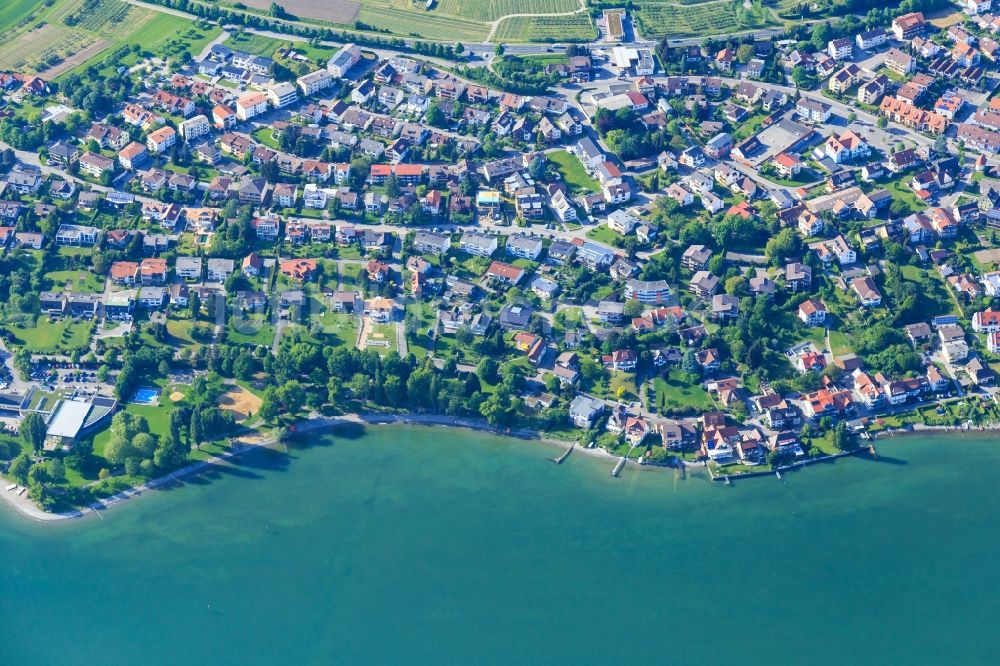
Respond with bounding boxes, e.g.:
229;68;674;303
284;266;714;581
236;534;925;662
548;444;574;464
610;456;626;477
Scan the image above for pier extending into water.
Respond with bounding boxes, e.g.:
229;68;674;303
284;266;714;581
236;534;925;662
548;444;574;464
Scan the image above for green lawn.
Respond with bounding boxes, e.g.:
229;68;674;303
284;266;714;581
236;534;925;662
548;150;599;194
339;263;364;290
828;330;852;356
58;246;93;258
886;174;924;213
310;296;360;348
586;225;620;246
227;314;275;346
365;323;398;356
252;126;283;151
404;301;437;358
44;269;104;293
165;318;210;347
609;372;639;401
731;111;769;142
653;376;715;413
6;318;93;353
224;31;283;58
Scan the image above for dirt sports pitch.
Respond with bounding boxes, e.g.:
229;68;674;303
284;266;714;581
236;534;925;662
238;0;361;23
218;385;263;423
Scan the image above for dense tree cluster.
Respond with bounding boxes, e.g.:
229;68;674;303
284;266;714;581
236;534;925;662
459;57;563;96
592;108;671;161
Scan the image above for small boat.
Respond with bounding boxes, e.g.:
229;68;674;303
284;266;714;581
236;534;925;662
17;487;26;496
5;483;16;491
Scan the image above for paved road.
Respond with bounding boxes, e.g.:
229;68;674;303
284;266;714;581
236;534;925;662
395;321;407;356
0;141;167;205
197;29;231;62
271;317;287;354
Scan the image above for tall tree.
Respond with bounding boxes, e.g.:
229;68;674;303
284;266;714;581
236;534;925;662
189;409;203;449
20;412;47;453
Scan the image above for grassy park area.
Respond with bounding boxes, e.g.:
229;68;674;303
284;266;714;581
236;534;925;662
6;318;94;354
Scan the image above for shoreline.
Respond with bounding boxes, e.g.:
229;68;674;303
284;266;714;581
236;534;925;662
8;412;990;523
0;412;621;523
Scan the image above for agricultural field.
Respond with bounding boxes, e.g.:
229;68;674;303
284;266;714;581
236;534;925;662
492;14;596;43
239;0;362;24
420;0;581;21
0;0;41;35
0;0;220;78
356;4;490;41
629;0;779;39
0;0;134;74
46;11;221;80
354;0;582;42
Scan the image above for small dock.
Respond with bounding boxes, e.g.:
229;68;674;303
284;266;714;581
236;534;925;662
548;444;574;464
775;469;783;480
610;456;626;477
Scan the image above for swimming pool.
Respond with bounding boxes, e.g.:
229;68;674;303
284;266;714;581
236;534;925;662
130;388;160;405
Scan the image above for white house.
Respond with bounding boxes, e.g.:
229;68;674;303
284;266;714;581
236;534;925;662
267;82;299;109
146;126;176;154
297;69;333;96
327;43;362;78
235;92;269;121
825;129;870;164
178;115;211;141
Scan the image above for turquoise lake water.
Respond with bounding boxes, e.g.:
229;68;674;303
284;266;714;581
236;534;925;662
2;425;1000;664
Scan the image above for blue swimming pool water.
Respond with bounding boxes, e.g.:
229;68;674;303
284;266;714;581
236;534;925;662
130;388;159;405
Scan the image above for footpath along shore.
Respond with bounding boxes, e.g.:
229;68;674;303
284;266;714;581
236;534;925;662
0;412;624;523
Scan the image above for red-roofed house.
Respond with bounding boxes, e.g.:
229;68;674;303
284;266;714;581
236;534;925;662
486;261;525;286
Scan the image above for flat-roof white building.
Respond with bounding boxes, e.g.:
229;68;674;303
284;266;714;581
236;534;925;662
45;399;92;442
328;44;362;78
